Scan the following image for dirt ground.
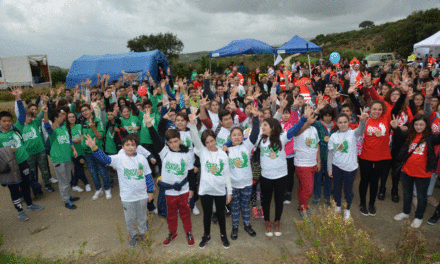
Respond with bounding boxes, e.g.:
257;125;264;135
1;162;440;263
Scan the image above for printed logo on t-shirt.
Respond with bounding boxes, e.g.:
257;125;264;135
333;140;349;153
228;151;248;168
165;158;186;176
205;159;224;176
409;142;426;155
432;123;439;133
124;164;144;180
183;137;191;148
2;134;22;148
57;132;70;145
305;135;319;148
216;136;230;146
260;146;279;159
367;123;386;137
23;127;38;141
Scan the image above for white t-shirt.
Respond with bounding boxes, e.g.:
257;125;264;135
179;130;195;163
109;152;152;202
197;147;232;196
208;110;219;130
328;129;358;172
259;132;289;179
159;145;194;196
294;127;319;167
227;139;254;188
216;126;230;149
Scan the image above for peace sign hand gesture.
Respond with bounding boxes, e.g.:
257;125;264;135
358;108;369;123
84;135;97;149
189;108;199;125
390;114;400;129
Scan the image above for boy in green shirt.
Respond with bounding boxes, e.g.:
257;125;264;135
80;104;112;200
16;106;54;192
44;108;79;210
0;87;43;221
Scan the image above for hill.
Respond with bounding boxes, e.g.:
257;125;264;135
311;8;440;59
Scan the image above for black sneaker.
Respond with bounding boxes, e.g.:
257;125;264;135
368;205;376;216
231;226;238;240
199;234;210;249
359;205;369;216
221;234;230;249
45;184;55;192
428;211;440;225
65;201;77;210
70;196;80;202
324;197;331;206
391;189;399;203
129;236;137;247
377;187;386;201
212;212;218;224
244;224;256;237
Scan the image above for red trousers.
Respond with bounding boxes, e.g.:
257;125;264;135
296;166;316;210
166;192;192;234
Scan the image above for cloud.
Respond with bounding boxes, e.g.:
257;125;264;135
0;0;438;69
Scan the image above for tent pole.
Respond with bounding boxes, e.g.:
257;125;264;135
308;53;312;77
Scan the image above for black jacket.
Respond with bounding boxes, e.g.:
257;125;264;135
392;127;440;173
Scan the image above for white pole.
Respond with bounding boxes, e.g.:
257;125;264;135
308;53;312;77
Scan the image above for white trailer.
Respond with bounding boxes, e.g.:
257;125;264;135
0;55;52;89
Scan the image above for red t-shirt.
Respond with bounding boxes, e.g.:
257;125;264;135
295;78;311;102
402;133;431;178
193;80;203;90
359;114;392;161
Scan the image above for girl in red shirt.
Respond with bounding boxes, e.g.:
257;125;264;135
391;115;440;228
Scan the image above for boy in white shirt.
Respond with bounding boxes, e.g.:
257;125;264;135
84;134;155;248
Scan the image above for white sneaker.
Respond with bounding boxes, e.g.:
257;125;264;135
85;184;92;192
192;204;200;215
92;189;103;200
72;186;84;192
105;189;112;200
49;178;58;183
344;210;351;221
410;218;423;228
394;213;409;221
283;200;291;205
335;206;342;213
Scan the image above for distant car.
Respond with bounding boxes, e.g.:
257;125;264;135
364;53;402;76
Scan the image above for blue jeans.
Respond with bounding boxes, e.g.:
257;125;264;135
72;155;89;187
401;172;430;219
313;158;332;199
84;152;110;191
332;165;357;209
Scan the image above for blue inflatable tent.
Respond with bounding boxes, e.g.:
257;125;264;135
276;35;322;54
66;50;169;88
209;39;275;58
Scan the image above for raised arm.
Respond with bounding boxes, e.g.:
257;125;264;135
84;135;112;165
248;114;260;144
145;111;165;153
189;110;203;150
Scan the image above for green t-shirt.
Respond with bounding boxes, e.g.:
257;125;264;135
120;115;141;135
104;121;118;154
148;93;163;114
48;125;72;163
70;124;84;156
0;125;29;164
139;111;161;145
15;111;45;155
81;118;105;153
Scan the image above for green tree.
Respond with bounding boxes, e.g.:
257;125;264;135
359;21;375;29
127;33;184;60
50;69;68;85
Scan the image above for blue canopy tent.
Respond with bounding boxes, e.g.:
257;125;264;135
276;35;322;76
209;39;275;73
66;50;169;88
209;39;275;58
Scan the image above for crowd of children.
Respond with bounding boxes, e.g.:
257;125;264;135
1;56;440;248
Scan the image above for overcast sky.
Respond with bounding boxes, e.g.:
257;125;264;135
0;0;438;69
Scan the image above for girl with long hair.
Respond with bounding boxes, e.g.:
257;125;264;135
392;114;440;228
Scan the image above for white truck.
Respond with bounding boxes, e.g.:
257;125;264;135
0;55;52;89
